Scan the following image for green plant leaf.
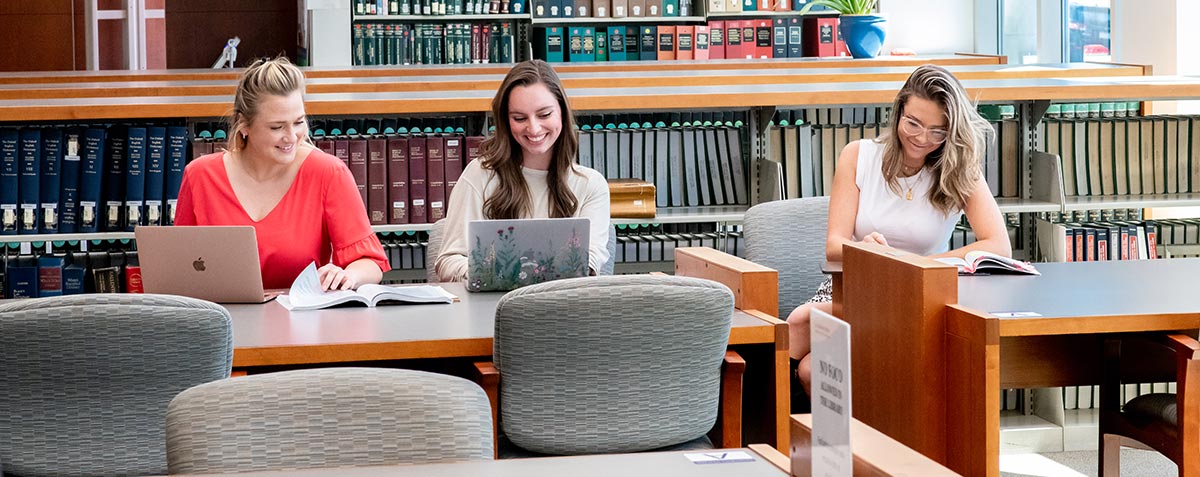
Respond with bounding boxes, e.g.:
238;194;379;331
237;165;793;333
798;0;876;15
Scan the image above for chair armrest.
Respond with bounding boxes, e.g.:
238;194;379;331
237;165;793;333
1163;333;1200;360
710;350;746;448
674;247;779;318
472;361;500;458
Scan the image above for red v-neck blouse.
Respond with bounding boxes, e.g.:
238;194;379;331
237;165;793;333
175;149;390;289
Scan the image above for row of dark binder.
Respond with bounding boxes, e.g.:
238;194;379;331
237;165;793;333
578;118;749;208
1;251;141;299
0;125;188;236
1040;115;1200;197
314;132;484;225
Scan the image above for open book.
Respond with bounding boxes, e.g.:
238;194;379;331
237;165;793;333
278;262;458;311
934;251;1040;276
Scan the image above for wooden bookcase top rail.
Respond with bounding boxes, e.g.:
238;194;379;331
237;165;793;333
0;63;1145;100
4;75;1197;121
0;54;1003;85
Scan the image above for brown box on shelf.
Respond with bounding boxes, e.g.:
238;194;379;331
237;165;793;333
609;179;657;218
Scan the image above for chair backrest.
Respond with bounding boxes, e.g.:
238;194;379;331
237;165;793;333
600;224;616;275
0;294;233;477
426;219;447;282
427;219;616;280
493;275;733;455
743;196;830;315
165;367;494;474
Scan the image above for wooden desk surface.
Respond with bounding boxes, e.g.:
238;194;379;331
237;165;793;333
956;257;1200;336
172;448;786;477
6;75;1198;121
229;282;778;368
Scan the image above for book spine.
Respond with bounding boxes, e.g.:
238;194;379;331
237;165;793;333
165;126;188;225
144;126;167;227
18;128;42;233
59;129;82;233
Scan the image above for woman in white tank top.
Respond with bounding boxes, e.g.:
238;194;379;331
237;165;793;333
787;65;1013;401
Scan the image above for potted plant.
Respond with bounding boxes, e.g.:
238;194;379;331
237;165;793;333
800;0;886;59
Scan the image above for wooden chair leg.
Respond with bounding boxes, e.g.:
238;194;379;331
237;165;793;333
1100;433;1122;477
472;361;500;459
711;350;745;448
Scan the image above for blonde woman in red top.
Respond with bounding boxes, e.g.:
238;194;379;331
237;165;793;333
175;57;389;291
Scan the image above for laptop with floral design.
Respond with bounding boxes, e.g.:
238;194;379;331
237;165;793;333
466;217;590;292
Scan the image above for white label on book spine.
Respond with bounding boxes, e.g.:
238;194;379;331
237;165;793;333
811;307;852;477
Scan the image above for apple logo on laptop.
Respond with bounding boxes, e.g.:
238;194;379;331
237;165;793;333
193;257;206;272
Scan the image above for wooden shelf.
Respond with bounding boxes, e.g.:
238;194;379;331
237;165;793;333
6;75;1199;121
0;63;1144;101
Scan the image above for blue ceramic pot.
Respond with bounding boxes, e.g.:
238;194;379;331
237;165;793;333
839;14;887;58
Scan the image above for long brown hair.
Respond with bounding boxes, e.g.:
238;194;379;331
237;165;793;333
479;60;580;219
226;56;309;153
879;64;991;215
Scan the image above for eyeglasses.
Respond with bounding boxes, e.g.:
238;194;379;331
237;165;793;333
898;115;948;144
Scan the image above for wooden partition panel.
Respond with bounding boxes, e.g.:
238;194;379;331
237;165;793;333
675;247;779;319
840;243;958;465
945;305;1000;477
789;414;961;477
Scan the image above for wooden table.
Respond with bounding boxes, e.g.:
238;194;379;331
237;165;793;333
168;447;789;477
227;282;789;451
837;243;1200;476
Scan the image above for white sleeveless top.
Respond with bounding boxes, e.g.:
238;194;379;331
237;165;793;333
853;140;962;256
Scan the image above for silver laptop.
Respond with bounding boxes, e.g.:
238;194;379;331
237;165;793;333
466;217;591;292
135;226;278;303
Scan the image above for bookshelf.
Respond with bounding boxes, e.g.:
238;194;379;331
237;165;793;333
4;62;1200;297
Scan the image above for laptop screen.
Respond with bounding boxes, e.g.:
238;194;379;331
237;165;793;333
465;217;591;292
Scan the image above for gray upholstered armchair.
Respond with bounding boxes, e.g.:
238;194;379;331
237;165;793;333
473;274;744;457
0;294;233;477
165;367;494;474
426;219;618;282
674;197;828;320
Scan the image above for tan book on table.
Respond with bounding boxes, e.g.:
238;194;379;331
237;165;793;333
609;179;656;218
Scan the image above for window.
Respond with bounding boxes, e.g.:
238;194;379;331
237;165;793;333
983;0;1113;64
1001;0;1039;64
1066;0;1111;62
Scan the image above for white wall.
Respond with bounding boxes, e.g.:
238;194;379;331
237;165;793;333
880;0;975;55
1113;0;1200;113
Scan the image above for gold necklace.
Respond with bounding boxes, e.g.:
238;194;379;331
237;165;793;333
900;170;919;201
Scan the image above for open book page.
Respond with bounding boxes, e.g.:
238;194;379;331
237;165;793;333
355;283;458;306
934;251;1040;275
278;262;458;311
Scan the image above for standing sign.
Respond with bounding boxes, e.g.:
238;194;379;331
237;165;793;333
809;307;851;477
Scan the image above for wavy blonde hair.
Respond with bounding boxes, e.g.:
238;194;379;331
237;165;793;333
226;56;309;153
479;60;580;220
879;64;991;215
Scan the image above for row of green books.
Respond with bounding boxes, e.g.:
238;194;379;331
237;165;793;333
1039;115;1200;197
353;22;517;66
354;0;525;16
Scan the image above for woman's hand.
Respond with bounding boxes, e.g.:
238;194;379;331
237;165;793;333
317;263;358;291
860;232;889;247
